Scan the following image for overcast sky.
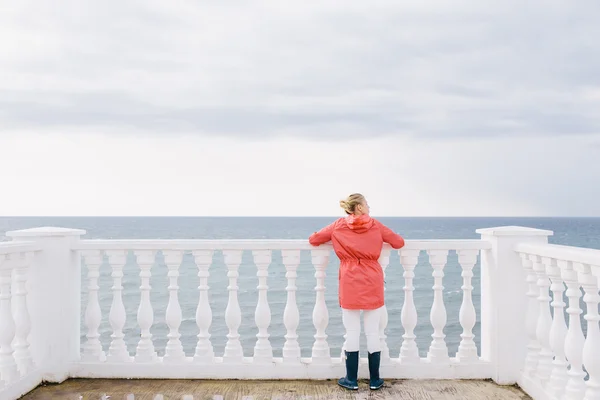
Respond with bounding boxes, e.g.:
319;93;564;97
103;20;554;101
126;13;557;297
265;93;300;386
1;1;599;216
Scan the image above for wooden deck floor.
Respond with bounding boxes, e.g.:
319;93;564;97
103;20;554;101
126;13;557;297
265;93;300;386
21;379;531;400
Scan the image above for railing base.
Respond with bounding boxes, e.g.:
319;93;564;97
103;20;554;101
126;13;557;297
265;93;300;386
68;357;493;380
1;370;43;400
517;374;551;400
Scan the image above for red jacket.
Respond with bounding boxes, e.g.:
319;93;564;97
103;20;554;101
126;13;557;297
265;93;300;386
308;215;405;310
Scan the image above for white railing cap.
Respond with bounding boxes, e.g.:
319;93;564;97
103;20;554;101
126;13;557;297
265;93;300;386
75;239;490;251
515;242;600;267
7;227;87;238
476;226;553;237
0;241;40;255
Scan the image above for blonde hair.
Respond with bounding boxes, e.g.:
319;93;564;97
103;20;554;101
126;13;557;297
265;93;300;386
339;193;366;215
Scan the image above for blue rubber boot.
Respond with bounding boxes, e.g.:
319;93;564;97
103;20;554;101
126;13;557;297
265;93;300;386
338;351;359;390
368;351;384;390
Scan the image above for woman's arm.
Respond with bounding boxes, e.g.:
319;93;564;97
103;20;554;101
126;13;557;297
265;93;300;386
308;220;339;246
378;222;405;249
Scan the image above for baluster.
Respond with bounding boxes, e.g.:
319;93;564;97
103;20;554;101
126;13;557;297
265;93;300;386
577;263;600;400
562;261;587;399
223;250;243;363
134;250;157;362
0;256;18;383
282;250;301;364
311;249;330;364
456;249;478;362
106;250;131;362
81;250;106;362
427;250;449;363
520;253;541;377
11;252;34;374
193;250;214;363
340;332;347;361
530;254;553;383
546;258;568;398
378;248;391;365
399;249;420;363
252;250;273;364
163;250;185;362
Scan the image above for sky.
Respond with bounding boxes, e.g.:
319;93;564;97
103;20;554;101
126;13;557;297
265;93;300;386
1;1;599;217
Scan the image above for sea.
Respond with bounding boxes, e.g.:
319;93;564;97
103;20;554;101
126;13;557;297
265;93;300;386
1;217;599;359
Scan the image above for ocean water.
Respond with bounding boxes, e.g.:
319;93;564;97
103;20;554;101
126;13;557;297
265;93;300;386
1;217;599;359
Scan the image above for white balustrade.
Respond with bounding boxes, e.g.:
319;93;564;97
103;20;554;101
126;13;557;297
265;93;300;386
11;252;34;375
82;250;106;362
106;250;131;362
378;248;391;365
1;233;516;399
530;254;553;384
310;249;330;364
163;251;185;362
252;250;273;364
427;250;450;363
8;226;600;400
134;251;157;363
545;257;568;399
562;260;587;400
516;242;600;400
456;249;478;362
281;250;301;364
223;250;243;363
0;256;18;385
399;248;419;363
193;250;214;363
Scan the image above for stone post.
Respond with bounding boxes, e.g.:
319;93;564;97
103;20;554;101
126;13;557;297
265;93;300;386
477;226;552;385
7;227;86;382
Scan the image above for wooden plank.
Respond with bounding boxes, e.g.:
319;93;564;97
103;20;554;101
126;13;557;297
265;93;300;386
20;379;532;400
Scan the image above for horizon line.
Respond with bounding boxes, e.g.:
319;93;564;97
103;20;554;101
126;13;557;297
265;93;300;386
1;215;599;218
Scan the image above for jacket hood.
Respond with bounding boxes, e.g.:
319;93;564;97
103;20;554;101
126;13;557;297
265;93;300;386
345;214;374;233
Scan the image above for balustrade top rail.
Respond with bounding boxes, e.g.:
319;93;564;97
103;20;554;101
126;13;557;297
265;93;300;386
515;242;600;270
0;242;40;256
75;239;492;251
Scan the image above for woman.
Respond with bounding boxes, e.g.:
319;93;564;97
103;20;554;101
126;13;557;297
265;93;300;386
308;193;405;391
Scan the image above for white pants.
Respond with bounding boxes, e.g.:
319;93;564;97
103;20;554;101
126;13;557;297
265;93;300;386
342;306;382;353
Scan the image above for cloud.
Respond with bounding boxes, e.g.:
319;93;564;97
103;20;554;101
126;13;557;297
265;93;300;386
1;0;600;140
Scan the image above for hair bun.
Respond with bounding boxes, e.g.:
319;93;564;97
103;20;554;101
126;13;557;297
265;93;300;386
339;193;365;215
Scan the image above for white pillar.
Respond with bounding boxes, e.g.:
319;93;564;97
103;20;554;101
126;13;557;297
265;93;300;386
310;249;331;364
0;259;18;384
579;263;600;400
281;250;301;364
456;249;479;362
252;250;273;364
427;249;450;363
399;249;420;363
546;258;568;398
163;250;185;363
223;250;243;363
563;261;587;399
378;248;391;365
7;227;85;383
476;226;552;385
193;250;214;363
